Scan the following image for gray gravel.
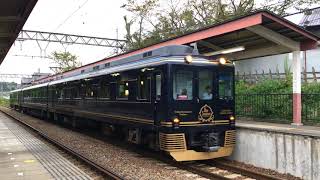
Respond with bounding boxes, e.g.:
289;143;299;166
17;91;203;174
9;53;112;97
3;108;206;180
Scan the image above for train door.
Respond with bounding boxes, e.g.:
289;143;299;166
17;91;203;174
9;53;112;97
153;72;164;126
195;67;217;122
216;67;235;119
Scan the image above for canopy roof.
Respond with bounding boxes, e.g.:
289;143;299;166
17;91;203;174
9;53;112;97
0;0;38;64
299;7;320;27
33;10;320;84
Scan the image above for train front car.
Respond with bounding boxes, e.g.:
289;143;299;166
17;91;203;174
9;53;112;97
159;56;235;161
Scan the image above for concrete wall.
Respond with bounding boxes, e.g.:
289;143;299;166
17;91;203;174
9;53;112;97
234;48;320;74
234;54;290;74
230;127;320;180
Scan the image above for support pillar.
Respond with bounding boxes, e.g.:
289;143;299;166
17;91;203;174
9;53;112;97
292;50;303;126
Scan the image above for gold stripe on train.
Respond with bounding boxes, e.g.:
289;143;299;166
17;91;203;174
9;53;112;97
160;120;230;127
224;130;236;147
159;133;187;152
73;109;154;125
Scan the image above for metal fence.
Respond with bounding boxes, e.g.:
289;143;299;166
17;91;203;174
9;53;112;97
236;93;320;125
236;94;293;123
302;94;320;126
236;67;320;84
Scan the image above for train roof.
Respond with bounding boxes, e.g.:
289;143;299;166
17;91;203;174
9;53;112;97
12;45;229;92
48;55;217;86
37;45;195;82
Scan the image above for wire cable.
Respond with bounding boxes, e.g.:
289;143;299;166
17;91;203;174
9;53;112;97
54;0;89;31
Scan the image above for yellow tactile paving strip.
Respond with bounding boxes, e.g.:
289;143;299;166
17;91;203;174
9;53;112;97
0;115;53;180
0;112;92;180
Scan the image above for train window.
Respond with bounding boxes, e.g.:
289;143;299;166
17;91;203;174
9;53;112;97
155;74;161;100
199;70;213;100
173;70;193;100
85;86;95;98
99;83;110;98
219;72;233;99
93;65;99;71
117;82;129;99
138;75;150;100
64;87;73;99
73;85;80;98
58;88;64;99
85;81;98;98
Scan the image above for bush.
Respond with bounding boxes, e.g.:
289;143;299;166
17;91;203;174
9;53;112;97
236;79;320;124
236;78;292;122
0;97;9;107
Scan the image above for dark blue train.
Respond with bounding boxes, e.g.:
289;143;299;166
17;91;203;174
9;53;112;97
10;45;236;161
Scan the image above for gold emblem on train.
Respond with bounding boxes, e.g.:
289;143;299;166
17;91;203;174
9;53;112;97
198;104;214;122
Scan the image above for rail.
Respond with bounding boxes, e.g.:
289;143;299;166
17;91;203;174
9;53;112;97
208;160;286;180
1;106;292;180
0;107;124;180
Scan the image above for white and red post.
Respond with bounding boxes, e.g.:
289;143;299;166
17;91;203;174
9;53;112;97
292;50;303;126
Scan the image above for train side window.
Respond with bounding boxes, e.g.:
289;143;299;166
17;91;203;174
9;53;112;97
57;87;64;100
84;80;98;98
138;75;150;100
64;88;71;99
99;83;110;99
117;81;129;99
219;72;233;99
155;74;161;100
73;84;80;99
85;86;95;98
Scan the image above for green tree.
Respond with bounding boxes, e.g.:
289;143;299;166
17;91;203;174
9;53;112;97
262;0;320;16
123;0;320;50
51;51;82;73
122;0;159;50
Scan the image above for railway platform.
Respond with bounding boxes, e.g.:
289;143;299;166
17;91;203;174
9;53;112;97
0;111;92;180
231;119;320;180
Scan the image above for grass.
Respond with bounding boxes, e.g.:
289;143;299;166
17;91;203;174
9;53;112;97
0;97;9;107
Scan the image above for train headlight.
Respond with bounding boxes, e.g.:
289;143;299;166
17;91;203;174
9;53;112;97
173;117;180;124
125;90;129;96
219;57;227;64
184;55;193;64
230;115;235;121
172;117;180;129
172;117;180;125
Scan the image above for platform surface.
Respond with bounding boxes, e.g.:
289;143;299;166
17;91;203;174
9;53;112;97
0;112;92;180
237;119;320;137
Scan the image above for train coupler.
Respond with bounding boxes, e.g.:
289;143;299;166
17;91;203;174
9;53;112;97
201;132;220;152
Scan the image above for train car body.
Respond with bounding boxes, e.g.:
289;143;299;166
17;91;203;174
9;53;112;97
10;45;236;161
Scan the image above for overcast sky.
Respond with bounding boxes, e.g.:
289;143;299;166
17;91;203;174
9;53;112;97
0;0;127;82
0;0;306;83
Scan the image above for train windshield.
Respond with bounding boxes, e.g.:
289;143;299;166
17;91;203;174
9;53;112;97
173;70;193;100
219;72;233;99
199;70;213;100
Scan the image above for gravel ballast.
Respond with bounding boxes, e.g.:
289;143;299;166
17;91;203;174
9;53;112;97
1;108;205;180
1;107;302;180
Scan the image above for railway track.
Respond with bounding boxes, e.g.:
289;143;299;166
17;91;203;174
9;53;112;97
151;156;287;180
105;137;288;180
0;108;124;180
1;107;294;180
179;161;288;180
208;160;286;180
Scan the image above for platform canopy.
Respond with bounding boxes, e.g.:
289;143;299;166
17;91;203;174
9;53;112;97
35;10;320;83
0;0;38;65
108;10;320;61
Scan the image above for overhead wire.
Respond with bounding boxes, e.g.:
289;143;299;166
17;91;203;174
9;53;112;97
283;6;320;17
54;0;89;31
